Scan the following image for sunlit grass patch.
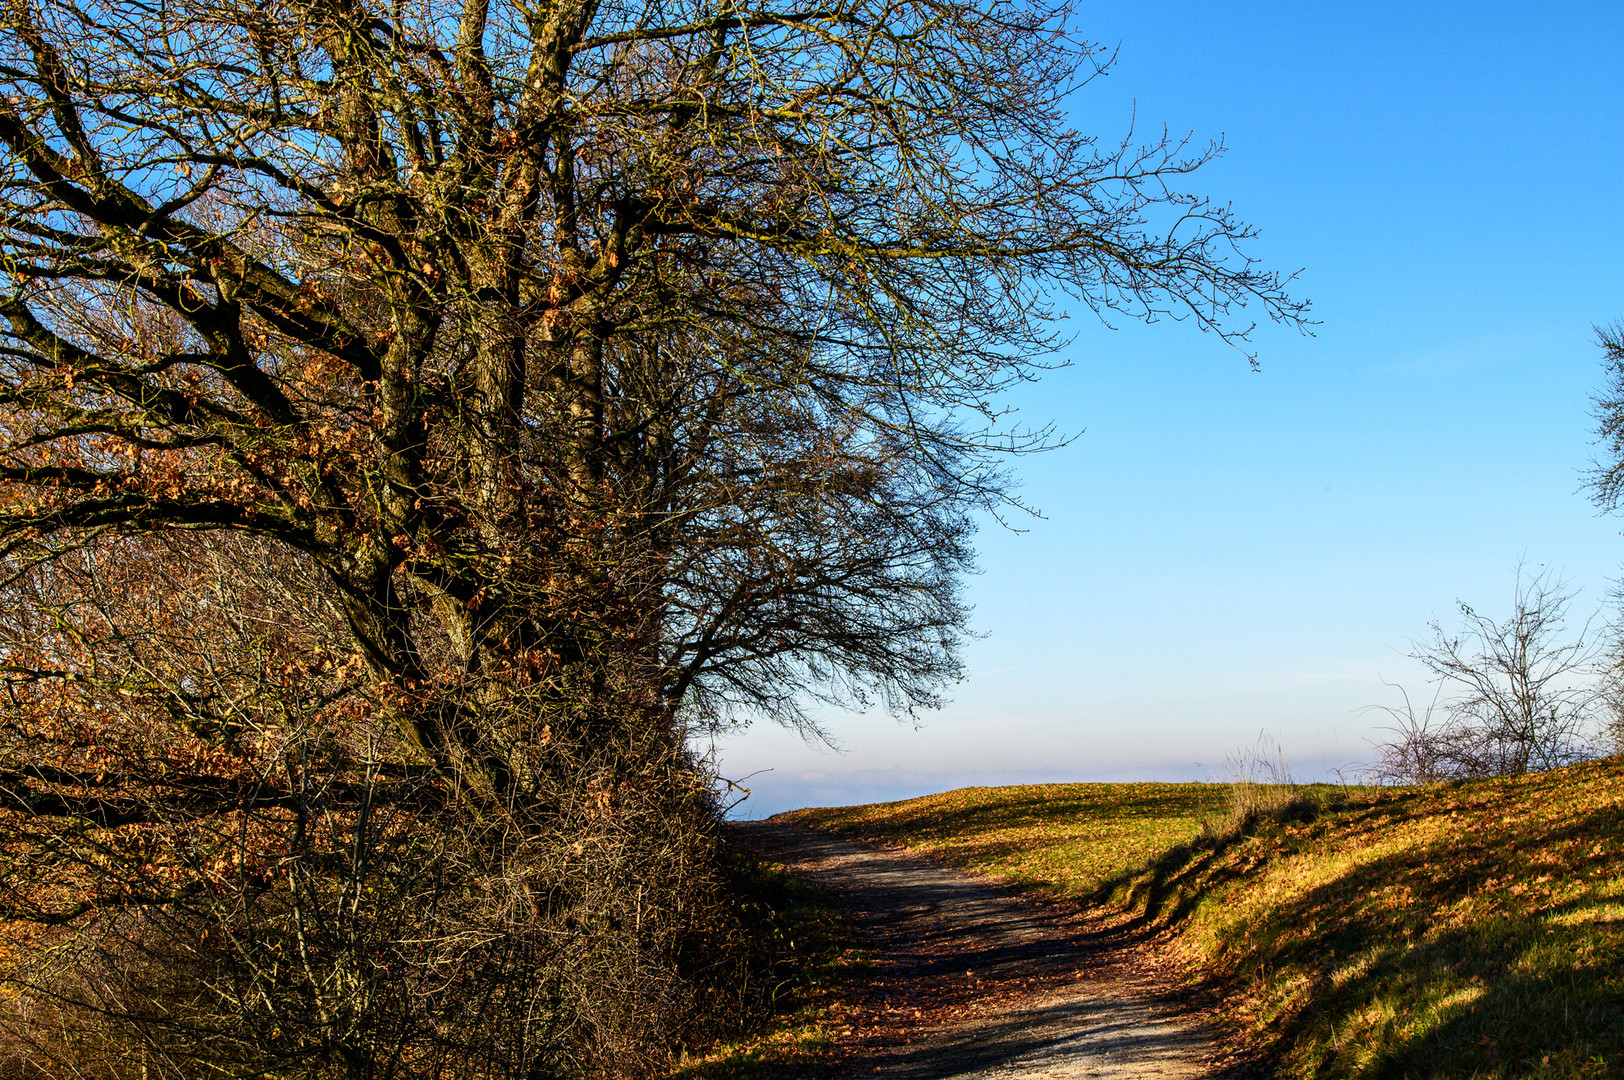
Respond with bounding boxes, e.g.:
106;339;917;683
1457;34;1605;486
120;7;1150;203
668;1019;834;1080
778;781;1236;897
1132;759;1624;1079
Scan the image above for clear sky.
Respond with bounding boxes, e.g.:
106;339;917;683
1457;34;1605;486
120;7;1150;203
713;1;1624;817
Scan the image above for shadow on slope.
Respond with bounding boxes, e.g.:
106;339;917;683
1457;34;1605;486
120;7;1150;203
1101;760;1624;1080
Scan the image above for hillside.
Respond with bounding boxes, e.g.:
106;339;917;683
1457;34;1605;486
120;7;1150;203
779;758;1624;1079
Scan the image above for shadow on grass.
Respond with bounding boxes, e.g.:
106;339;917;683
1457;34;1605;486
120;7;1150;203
1097;783;1624;1079
1090;787;1355;926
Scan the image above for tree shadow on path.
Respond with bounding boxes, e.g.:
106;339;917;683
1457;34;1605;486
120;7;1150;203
728;821;1216;1080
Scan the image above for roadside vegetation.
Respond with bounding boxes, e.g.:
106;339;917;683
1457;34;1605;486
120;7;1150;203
782;757;1624;1079
668;853;854;1079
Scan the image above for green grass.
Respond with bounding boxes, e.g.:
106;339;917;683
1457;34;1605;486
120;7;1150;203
779;758;1624;1080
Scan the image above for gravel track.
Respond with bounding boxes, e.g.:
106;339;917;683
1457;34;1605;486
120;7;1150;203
729;822;1214;1079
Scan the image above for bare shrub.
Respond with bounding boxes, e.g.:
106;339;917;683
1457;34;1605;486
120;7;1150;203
1367;682;1469;785
1371;564;1605;784
0;536;744;1080
1600;677;1624;757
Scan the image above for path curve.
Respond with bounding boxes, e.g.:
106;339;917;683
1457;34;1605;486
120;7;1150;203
729;822;1215;1079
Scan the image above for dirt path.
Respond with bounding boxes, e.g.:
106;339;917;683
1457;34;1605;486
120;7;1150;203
729;822;1217;1079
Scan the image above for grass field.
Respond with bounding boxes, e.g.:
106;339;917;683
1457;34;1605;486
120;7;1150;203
780;758;1624;1080
778;780;1260;899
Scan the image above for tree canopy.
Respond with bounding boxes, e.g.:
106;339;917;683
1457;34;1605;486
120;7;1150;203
0;0;1303;754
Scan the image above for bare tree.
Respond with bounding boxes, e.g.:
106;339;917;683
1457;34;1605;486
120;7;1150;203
0;0;1308;1072
1586;323;1624;515
1373;564;1603;783
0;0;1305;765
1585;321;1624;757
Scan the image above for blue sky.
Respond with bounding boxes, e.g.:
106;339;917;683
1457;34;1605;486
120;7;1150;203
713;2;1624;817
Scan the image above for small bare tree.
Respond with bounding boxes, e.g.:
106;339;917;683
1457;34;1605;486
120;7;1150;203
1372;564;1603;783
1586;321;1624;757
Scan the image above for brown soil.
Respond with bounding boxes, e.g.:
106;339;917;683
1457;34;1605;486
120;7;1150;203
729;821;1219;1079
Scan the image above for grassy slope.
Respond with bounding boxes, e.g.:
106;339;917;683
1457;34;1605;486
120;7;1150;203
779;759;1624;1080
